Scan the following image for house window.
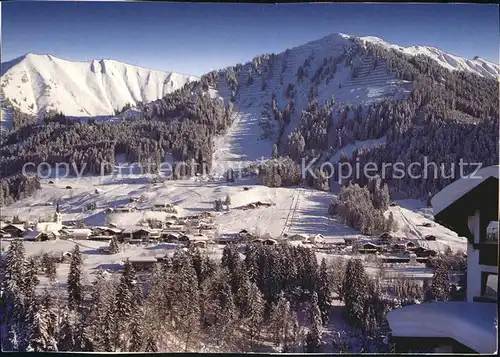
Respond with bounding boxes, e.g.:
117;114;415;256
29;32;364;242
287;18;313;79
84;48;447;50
481;272;498;298
486;221;498;243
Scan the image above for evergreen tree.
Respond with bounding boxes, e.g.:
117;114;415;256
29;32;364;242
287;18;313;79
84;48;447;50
169;251;200;351
87;269;115;351
329;257;346;300
23;258;39;298
316;258;331;325
214;199;223;211
57;308;76;351
144;334;158;352
272;144;279;159
128;310;143;352
113;260;139;350
67;245;83;310
200;267;237;345
430;262;450;301
313;168;330;192
269;294;296;350
224;194;232;210
2;242;29;352
342;259;367;326
221;244;240;278
241;279;265;349
108;236;120;254
305;292;322;352
4;239;26;295
26;301;58;351
45;258;57;283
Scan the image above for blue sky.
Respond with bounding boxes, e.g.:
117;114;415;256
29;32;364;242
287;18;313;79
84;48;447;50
2;2;499;76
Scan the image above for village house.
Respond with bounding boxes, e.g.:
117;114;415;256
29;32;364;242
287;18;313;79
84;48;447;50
391;243;408;253
160;231;182;242
190;240;208;249
307;234;326;244
343;236;359;246
359;242;385;254
214;235;239;245
152;202;175;212
379;232;393;242
91;226;123;236
237;229;254;240
24;230;60;241
162;224;185;233
405;241;417;250
110;206;136;213
412;246;437;258
87;235;115;242
263;238;277;246
326;239;347;248
2;224;27;238
127;257;158;271
63;228;92;240
61;251;73;263
122;227;154;241
185;233;210;247
198;222;216;231
387;165;498;354
164;219;177;227
286;233;309;241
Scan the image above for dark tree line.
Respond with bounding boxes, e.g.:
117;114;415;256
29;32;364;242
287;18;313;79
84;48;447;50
1;236;459;353
1;82;234;205
0;174;41;207
330;179;394;235
258;157;301;187
0;241;331;352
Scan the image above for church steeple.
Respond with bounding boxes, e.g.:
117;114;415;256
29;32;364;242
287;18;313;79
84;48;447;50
54;201;62;225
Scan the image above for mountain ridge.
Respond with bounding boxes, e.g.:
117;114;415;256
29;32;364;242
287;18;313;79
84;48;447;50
1;53;199;118
1;32;498;121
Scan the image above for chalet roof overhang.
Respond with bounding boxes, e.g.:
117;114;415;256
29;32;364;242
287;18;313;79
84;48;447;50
432;171;498;244
387;301;497;354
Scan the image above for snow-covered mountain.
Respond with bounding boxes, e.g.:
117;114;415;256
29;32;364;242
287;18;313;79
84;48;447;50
193;32;498;177
357;35;499;79
0;53;199;117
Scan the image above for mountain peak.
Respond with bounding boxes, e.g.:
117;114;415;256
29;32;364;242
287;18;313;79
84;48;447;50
1;54;198;117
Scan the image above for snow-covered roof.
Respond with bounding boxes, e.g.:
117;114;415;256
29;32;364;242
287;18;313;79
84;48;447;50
387;301;497;353
431;165;499;217
92;226;122;233
122;226;152;234
185;233;208;241
128;256;158;263
65;228;92;236
24;231;42;240
5;224;26;232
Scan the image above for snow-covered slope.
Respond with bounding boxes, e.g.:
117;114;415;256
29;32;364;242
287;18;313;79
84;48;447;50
202;32;498;169
358;35;499;79
1;53;199;116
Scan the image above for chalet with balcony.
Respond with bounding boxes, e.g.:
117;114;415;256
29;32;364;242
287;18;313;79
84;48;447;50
387;165;498;354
